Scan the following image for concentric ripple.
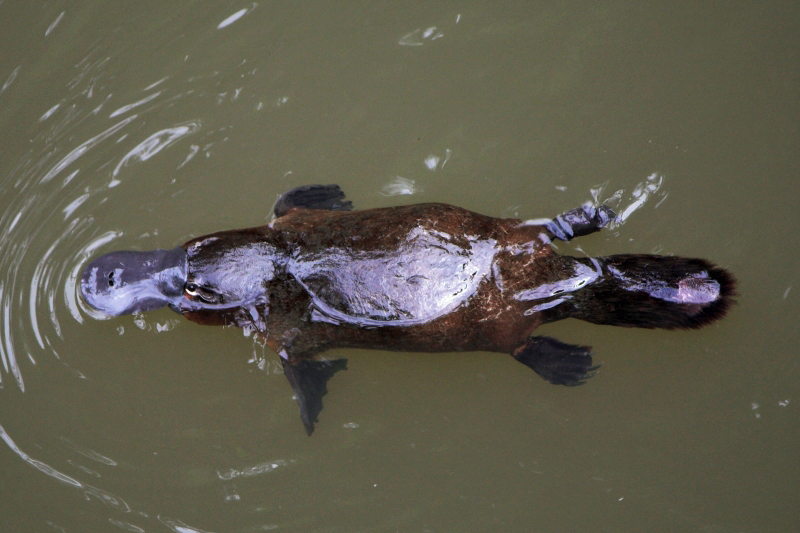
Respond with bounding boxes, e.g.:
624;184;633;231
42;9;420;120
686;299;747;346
0;61;212;392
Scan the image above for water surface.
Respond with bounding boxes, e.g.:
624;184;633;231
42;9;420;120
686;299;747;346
1;2;798;532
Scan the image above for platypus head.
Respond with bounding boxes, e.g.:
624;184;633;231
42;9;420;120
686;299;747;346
80;235;279;321
80;247;189;315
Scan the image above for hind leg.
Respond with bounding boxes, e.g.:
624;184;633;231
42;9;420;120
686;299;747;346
546;204;616;242
512;336;599;386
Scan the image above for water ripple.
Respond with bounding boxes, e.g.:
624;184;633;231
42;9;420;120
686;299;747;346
0;424;130;512
216;3;258;30
39;114;139;184
0;53;206;390
159;516;218;533
109;121;202;187
1;65;21;94
109;91;162;119
60;436;119;466
216;459;295;480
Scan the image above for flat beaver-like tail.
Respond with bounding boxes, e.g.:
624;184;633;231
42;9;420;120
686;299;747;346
561;254;736;330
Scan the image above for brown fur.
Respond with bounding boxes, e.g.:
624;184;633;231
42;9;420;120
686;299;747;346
180;203;734;362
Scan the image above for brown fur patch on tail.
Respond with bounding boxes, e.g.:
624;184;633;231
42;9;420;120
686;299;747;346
567;255;736;330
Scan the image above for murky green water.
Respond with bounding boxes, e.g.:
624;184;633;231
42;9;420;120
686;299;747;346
1;2;798;532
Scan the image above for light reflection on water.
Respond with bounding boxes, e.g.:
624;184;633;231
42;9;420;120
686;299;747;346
2;1;787;531
0;103;202;392
3;422;224;532
0;10;251;527
0;424;130;512
0;46;668;525
0;61;667;522
0;61;667;393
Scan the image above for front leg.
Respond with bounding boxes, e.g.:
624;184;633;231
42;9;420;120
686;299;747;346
281;357;348;435
265;334;347;435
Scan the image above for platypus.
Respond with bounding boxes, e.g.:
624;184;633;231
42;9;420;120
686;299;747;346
80;184;735;434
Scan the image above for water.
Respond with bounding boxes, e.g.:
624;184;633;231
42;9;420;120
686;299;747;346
1;2;798;532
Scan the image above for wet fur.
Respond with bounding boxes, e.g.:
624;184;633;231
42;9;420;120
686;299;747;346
546;254;737;330
83;186;737;433
182;204;736;359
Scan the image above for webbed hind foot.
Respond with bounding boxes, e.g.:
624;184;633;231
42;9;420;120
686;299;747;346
512;336;599;386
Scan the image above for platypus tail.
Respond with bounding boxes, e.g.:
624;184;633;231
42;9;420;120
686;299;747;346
556;254;736;329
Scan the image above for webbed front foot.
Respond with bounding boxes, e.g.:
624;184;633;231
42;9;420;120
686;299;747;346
273;184;354;218
512;336;599;386
281;357;348;435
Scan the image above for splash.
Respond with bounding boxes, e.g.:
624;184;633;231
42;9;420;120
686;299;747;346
380;176;420;196
592;172;666;228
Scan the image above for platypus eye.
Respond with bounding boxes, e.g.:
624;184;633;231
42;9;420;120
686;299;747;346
185;282;220;304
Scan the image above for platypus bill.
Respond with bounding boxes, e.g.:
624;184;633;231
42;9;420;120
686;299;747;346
80;184;735;434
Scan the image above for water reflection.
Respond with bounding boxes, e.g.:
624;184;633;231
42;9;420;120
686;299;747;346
424;149;452;171
398;26;445;46
380;176;420;196
109;518;146;533
39;115;139;184
0;54;212;392
159;516;217;533
0;15;284;528
60;436;119;466
0;419;271;533
216;3;259;30
216;458;294;481
109;91;162;119
1;66;21;93
45;11;66;37
109;122;202;187
0;424;130;512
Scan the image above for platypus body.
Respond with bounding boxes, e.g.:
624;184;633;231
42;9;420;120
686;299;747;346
81;185;735;433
